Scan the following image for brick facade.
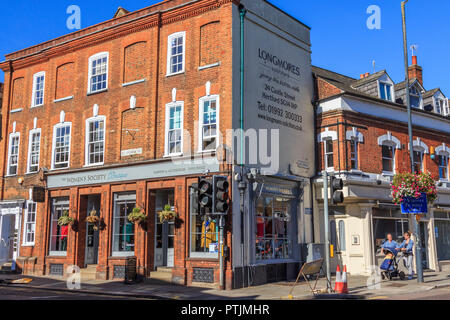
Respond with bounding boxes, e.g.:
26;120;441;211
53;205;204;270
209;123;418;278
0;0;236;289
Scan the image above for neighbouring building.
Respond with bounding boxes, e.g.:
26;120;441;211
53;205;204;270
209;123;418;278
0;0;315;289
312;55;450;276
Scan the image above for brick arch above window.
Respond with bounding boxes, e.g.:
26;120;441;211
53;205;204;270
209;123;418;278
346;127;364;142
408;137;429;154
377;131;401;149
317;129;337;142
123;41;147;84
436;143;450;156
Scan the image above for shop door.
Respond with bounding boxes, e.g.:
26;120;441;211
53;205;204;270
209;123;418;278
0;215;15;265
85;196;100;265
154;190;175;268
419;222;429;269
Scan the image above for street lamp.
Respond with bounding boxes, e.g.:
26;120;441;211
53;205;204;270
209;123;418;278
401;0;424;283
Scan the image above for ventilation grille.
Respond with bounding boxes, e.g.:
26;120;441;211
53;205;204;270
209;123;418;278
49;264;64;276
113;265;126;279
193;268;214;283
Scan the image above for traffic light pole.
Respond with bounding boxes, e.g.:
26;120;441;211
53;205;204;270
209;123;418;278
218;215;225;290
322;170;331;292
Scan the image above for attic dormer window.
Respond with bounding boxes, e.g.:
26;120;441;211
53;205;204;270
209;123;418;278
410;86;421;109
435;98;444;115
379;82;392;101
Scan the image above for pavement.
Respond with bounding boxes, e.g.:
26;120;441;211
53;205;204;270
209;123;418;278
0;270;449;300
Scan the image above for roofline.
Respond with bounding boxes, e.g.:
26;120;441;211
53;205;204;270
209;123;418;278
312;65;357;81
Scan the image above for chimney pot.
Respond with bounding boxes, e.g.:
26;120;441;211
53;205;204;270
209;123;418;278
412;55;418;65
360;74;365;79
365;72;370;78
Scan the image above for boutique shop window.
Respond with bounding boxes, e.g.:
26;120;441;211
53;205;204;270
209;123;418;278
189;187;219;258
112;193;136;256
256;196;292;260
49;198;69;256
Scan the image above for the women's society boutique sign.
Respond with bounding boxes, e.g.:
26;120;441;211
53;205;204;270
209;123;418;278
47;160;220;188
256;48;303;132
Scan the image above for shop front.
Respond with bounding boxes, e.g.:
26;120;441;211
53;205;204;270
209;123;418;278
30;159;231;286
0;201;24;270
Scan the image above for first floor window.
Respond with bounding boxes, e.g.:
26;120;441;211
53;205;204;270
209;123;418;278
438;154;448;180
86;118;105;165
256;196;292;260
324;139;334;169
7;133;20;176
89;53;108;93
413;150;423;173
49;198;69;254
52;124;71;169
23;201;37;245
199;96;218;152
27;130;41;173
382;144;395;173
112;194;136;255
350;139;358;170
165;103;183;156
189;187;219;258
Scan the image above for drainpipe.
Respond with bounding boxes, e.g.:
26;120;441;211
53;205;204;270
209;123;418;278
238;5;247;289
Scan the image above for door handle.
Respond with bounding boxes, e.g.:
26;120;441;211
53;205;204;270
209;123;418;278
0;238;6;246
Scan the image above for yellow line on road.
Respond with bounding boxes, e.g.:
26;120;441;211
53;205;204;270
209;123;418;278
368;296;388;300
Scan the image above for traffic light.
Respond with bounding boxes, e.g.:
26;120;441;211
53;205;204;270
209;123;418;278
330;176;344;204
198;177;213;214
213;176;229;214
191;183;199;214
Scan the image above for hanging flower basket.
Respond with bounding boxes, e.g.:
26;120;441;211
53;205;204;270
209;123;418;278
58;210;75;227
86;209;100;224
158;204;178;223
128;207;147;225
391;172;438;205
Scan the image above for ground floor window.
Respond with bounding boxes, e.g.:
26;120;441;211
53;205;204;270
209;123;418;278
112;193;136;256
255;196;292;260
49;198;69;255
189;187;219;258
373;213;409;254
435;218;450;261
23;201;37;245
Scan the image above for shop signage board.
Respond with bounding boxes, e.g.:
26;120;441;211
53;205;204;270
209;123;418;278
401;193;428;215
47;159;221;189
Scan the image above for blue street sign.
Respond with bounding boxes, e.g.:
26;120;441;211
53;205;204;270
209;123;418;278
401;193;428;214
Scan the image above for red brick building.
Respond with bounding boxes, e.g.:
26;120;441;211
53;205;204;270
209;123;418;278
312;57;450;275
0;0;315;289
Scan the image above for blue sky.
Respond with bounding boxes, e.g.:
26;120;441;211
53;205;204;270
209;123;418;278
1;0;449;93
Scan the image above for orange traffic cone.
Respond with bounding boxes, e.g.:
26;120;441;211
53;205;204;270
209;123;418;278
334;265;343;293
341;265;349;294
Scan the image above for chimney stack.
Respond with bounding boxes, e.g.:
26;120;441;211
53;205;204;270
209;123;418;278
408;55;423;86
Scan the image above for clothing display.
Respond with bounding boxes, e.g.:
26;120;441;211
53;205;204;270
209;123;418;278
201;218;217;248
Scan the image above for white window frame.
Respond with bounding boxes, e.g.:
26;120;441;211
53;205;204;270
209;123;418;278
51;122;72;170
437;152;449;182
85;116;106;166
444;99;449;116
27;128;41;174
324;139;334;171
88;52;109;94
166;32;186;76
378;81;394;102
409;86;422;109
198;95;220;153
7;132;20;176
31;72;45;108
164;101;184;157
412;148;424;173
381;143;396;175
435;97;444;115
22;200;37;246
349;138;358;170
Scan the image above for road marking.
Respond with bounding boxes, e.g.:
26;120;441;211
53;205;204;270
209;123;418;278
368;296;388;300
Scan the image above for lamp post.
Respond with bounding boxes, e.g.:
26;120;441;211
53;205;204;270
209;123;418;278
401;0;424;283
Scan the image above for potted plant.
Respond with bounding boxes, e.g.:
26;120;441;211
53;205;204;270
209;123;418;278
391;171;438;206
58;210;75;227
158;204;178;223
128;207;147;225
86;209;100;230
